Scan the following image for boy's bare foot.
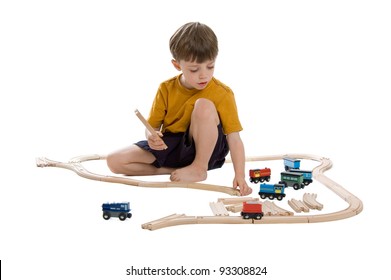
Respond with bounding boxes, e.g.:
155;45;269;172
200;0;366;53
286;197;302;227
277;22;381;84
170;164;207;182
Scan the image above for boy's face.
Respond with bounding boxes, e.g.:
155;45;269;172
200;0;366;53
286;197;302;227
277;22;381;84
172;59;215;90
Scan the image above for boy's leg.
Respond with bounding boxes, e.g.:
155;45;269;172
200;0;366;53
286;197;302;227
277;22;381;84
106;145;174;176
170;98;219;182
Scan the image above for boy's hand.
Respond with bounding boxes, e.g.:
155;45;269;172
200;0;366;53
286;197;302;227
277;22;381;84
147;131;167;150
233;177;252;196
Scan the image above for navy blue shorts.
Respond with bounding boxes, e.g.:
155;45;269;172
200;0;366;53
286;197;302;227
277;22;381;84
135;124;229;170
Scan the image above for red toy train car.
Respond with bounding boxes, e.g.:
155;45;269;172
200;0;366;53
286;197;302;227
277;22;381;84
241;201;264;220
249;168;271;183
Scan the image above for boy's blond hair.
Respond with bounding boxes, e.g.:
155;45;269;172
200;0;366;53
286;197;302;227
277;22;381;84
169;22;218;63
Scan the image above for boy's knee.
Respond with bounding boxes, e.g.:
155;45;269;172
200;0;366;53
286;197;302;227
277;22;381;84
193;98;218;122
106;153;121;174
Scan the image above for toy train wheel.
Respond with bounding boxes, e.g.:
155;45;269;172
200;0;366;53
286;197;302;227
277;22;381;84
127;213;132;219
243;214;250;219
118;212;127;221
266;177;270;182
260;193;267;199
276;195;284;201
293;184;300;190
103;211;111;220
254;214;262;220
268;194;274;200
260;178;265;183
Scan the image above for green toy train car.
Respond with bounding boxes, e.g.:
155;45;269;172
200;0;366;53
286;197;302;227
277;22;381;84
279;172;304;190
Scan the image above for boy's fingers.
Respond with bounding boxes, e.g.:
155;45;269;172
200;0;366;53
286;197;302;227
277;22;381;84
151;133;167;149
150;139;167;150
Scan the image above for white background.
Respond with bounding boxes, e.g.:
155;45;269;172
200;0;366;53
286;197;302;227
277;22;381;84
1;0;390;279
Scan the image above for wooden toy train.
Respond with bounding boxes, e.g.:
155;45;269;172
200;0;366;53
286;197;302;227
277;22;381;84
283;157;313;185
248;158;313;202
102;202;132;221
241;201;264;220
249;168;271;183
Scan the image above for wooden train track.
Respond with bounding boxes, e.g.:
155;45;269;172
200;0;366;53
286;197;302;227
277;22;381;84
141;154;364;230
218;198;293;216
36;154;240;196
262;200;294;216
288;199;310;213
303;193;323;210
36;153;363;230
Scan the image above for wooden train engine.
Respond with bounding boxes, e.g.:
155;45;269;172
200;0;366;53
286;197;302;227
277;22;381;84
249;168;271;183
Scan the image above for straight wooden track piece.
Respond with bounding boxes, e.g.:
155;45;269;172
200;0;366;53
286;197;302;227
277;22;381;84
217;197;259;205
225;203;243;213
209;202;229;216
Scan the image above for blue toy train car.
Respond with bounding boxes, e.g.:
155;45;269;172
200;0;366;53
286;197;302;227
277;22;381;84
289;169;313;185
259;183;286;200
102;202;132;221
284;157;301;171
283;157;313;186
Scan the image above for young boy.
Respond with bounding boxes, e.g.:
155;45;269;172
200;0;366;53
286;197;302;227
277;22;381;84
106;22;252;196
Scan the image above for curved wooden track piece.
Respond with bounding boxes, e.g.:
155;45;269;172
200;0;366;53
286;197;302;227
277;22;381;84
141;154;364;230
288;199;310;213
262;201;293;216
303;193;323;210
36;154;240;196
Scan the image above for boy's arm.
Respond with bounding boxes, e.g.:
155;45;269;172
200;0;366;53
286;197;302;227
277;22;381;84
226;132;252;196
135;109;167;150
145;128;167;150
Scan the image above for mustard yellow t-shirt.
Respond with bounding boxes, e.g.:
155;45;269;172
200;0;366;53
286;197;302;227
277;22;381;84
148;75;243;135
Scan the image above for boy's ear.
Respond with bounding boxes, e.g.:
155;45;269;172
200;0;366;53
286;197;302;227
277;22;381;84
171;59;181;71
